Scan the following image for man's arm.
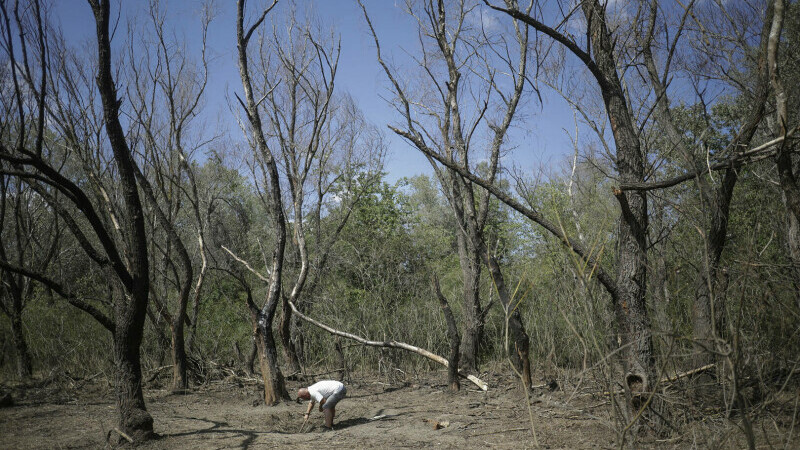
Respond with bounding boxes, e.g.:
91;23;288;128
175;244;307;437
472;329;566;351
318;397;326;412
304;400;314;417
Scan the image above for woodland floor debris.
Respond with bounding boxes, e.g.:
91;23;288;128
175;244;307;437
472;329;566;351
0;370;795;449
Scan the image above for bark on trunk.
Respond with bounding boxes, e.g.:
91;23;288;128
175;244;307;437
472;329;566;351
651;201;672;351
11;311;32;378
247;336;258;376
236;0;290;405
92;0;155;438
483;250;531;389
146;305;170;366
433;276;460;392
580;0;655;405
170;320;188;392
280;294;302;377
457;232;483;373
113;290;153;442
253;312;290;405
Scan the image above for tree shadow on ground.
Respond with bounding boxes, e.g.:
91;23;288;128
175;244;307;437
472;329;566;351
161;416;290;449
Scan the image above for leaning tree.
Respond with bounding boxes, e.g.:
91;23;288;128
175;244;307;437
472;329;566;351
0;0;157;442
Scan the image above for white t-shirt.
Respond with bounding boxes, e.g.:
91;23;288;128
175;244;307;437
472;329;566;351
308;380;344;404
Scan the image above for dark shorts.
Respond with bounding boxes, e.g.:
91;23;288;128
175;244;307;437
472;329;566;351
322;385;346;409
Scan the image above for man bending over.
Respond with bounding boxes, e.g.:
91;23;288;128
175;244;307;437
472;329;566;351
297;380;347;430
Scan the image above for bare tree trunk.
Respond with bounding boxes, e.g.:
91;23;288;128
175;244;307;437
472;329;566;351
280;294;302;377
770;0;800;314
91;0;154;439
692;169;737;367
113;288;153;442
146;304;170;366
236;0;289;405
170;320;188;392
252;309;289;405
457;233;483;373
10;309;32;378
581;0;654;400
482;249;531;389
334;337;347;382
433;276;460;392
650;201;671;350
247;335;258;377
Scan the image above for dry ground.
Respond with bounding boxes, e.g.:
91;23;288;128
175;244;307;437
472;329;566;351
0;370;794;449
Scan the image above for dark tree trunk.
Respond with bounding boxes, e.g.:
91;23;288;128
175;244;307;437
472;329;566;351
170;320;188;392
692;169;737;367
113;288;153;442
11;310;32;378
456;232;483;373
292;312;305;367
482;249;531;389
133;162;194;392
280;294;302;377
253;311;290;405
334;337;347;382
247;335;258;376
146;305;170;366
91;0;154;440
691;2;771;365
236;0;291;405
651;201;672;349
433;276;460;392
582;0;654;403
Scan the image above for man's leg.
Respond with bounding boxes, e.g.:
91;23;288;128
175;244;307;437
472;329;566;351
324;406;335;429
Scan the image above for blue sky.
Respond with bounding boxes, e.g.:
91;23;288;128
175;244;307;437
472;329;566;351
53;0;576;183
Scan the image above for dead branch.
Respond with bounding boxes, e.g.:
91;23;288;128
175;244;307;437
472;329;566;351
661;363;716;384
221;245;270;282
288;300;488;391
470;427;529;437
108;427;134;444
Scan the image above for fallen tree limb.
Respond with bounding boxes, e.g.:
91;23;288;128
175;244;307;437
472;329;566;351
470;427;529;437
661;364;716;384
108;427;134;444
288;300;488;391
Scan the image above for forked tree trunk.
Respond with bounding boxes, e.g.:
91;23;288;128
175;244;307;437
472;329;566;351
236;0;290;406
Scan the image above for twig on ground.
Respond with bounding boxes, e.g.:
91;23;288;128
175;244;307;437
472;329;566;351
109;427;134;444
470;427;529;437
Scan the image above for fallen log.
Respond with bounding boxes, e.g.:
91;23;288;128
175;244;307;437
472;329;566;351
288;300;488;391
